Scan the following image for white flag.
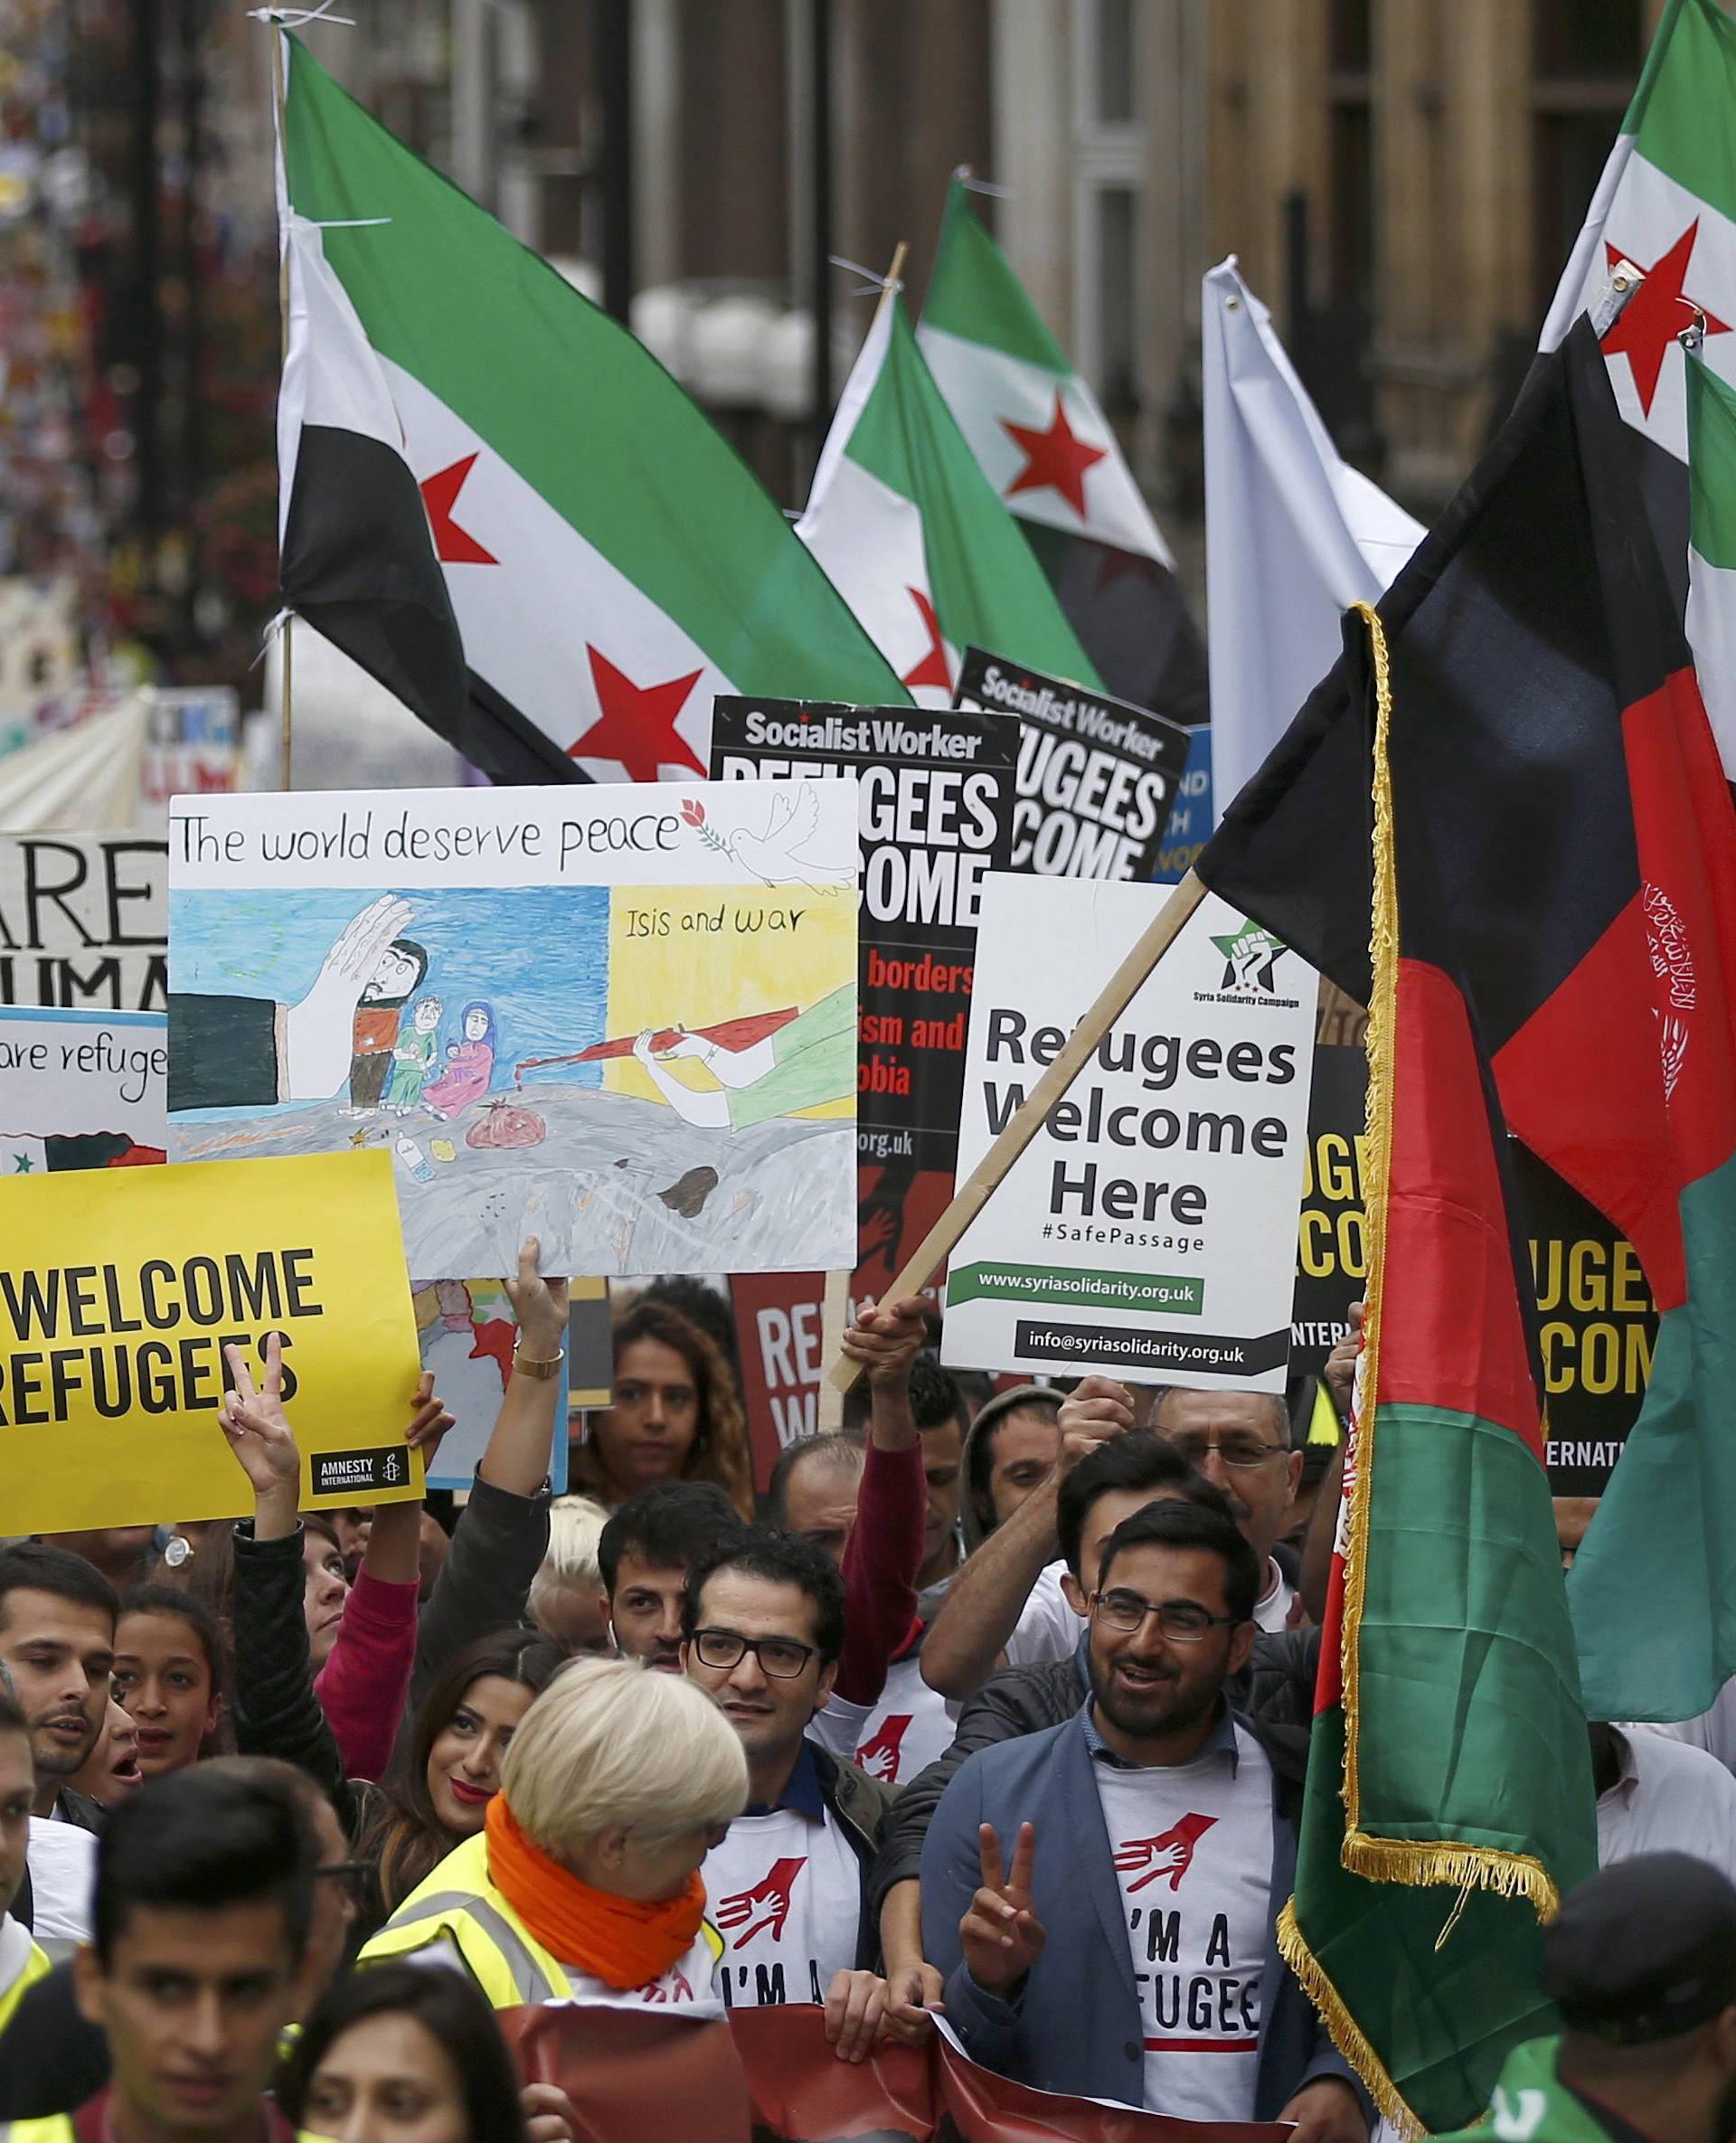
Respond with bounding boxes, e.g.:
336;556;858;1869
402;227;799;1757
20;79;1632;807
1202;257;1424;822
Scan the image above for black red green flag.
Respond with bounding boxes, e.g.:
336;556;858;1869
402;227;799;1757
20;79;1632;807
1192;312;1736;2129
1202;316;1736;1735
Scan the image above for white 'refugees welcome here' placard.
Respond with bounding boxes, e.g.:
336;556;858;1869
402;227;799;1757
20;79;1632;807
943;875;1316;1387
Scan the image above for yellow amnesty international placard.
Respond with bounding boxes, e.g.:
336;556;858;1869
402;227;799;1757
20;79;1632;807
0;1149;424;1531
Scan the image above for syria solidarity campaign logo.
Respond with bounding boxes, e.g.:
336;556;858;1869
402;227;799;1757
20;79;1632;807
1210;919;1289;995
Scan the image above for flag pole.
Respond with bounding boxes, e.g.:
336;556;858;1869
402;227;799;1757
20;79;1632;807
270;23;294;793
825;866;1208;1391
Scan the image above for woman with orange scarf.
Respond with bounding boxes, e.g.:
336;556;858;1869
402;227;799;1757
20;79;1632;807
360;1653;747;2012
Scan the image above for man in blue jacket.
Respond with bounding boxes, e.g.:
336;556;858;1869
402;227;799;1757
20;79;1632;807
921;1498;1367;2142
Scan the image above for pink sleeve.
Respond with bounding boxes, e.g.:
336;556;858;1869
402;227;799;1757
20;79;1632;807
835;1438;927;1704
312;1568;420;1782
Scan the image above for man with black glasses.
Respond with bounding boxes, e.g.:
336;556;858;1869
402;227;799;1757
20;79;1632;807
682;1525;917;2061
920;1500;1366;2141
921;1379;1301;1703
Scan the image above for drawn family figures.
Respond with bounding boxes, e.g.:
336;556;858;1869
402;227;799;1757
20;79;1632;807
423;1002;498;1118
383;995;443;1112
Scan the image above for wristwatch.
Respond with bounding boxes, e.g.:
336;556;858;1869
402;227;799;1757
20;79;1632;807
512;1351;562;1381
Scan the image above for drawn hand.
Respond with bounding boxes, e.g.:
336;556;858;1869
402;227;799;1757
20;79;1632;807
282;894;413;1100
960;1822;1044;1998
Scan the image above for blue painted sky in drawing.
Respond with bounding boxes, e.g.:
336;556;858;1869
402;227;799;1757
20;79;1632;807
170;885;609;1094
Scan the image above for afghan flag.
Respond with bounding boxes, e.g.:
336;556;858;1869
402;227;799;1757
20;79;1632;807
278;34;906;786
917;177;1207;722
795;292;1101;707
1197;313;1736;2124
1540;0;1736;707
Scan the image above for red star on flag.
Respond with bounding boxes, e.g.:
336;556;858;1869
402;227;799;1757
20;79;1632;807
1000;392;1109;519
570;647;706;781
1601;227;1730;417
420;454;498;565
900;588;952;694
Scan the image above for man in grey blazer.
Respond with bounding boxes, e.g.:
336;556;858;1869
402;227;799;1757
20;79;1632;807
921;1499;1368;2141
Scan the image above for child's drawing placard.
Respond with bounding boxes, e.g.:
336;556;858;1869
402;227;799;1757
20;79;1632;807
166;784;860;1279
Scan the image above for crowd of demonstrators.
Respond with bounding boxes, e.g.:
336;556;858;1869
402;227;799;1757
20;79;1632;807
8;1247;1736;2143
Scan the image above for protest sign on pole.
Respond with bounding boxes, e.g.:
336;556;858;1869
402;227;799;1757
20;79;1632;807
0;1005;167;1171
0;833;166;1009
950;647;1191;882
167;782;860;1279
1288;1046;1656;1493
942;875;1316;1385
0;1149;423;1531
711;701;1014;1298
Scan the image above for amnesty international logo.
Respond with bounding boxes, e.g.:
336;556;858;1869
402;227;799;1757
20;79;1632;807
1209;918;1290;996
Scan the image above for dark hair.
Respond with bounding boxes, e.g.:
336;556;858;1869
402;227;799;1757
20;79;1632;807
1055;1429;1232;1581
572;1298;751;1517
634;1276;740;1377
966;1388;1064;1534
765;1430;863;1528
598;1480;740;1597
302;1512;344;1559
682;1524;846;1666
364;937;429;1009
841;1349;963;1436
279;1959;530;2143
356;1628;565;1921
93;1764;316;1966
0;1686;24;1739
0;1541;118;1632
1094;1499;1261;1624
117;1582;231;1757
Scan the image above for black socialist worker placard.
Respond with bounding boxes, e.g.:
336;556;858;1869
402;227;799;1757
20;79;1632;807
951;647;1193;882
710;700;1017;1283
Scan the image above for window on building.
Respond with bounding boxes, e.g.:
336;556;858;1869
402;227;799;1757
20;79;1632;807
1071;0;1144;415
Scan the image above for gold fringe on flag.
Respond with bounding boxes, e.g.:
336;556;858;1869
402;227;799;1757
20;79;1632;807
1275;602;1562;2138
1335;599;1560;1920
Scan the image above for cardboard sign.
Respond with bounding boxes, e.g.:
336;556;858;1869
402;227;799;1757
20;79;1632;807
1151;726;1212;885
943;878;1316;1384
0;1149;423;1530
731;1271;827;1490
1287;1046;1656;1494
166;783;860;1279
710;701;1015;1191
0;834;166;1010
951;648;1191;883
0;1005;167;1173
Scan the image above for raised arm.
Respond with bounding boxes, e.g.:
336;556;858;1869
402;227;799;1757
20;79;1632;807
920;1375;1134;1700
409;1241;568;1712
834;1296;929;1706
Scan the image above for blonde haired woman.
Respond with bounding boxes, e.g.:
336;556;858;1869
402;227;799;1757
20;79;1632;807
362;1654;747;2013
526;1495;611;1652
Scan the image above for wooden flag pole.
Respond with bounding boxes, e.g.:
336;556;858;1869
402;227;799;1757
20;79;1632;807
826;867;1209;1392
815;1269;851;1429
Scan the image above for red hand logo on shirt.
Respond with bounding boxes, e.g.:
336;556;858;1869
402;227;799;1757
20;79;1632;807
855;1714;912;1782
714;1855;807;1945
1113;1813;1219;1892
641;1966;694;2005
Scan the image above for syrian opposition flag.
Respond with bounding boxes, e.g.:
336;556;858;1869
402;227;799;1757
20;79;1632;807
1195;333;1722;2129
1688;351;1736;769
1202;257;1422;820
278;34;906;786
1540;0;1736;688
795;293;1100;708
918;178;1206;722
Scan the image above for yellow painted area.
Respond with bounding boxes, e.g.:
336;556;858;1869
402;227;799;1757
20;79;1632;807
603;886;857;1122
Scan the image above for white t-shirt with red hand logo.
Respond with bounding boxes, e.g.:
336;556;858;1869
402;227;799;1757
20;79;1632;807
1091;1721;1275;2120
702;1804;863;2010
849;1653;959;1786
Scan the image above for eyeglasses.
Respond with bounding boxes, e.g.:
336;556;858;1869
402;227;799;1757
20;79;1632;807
315;1860;370;1903
691;1628;818;1680
1091;1589;1245;1644
1165;1432;1289;1472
